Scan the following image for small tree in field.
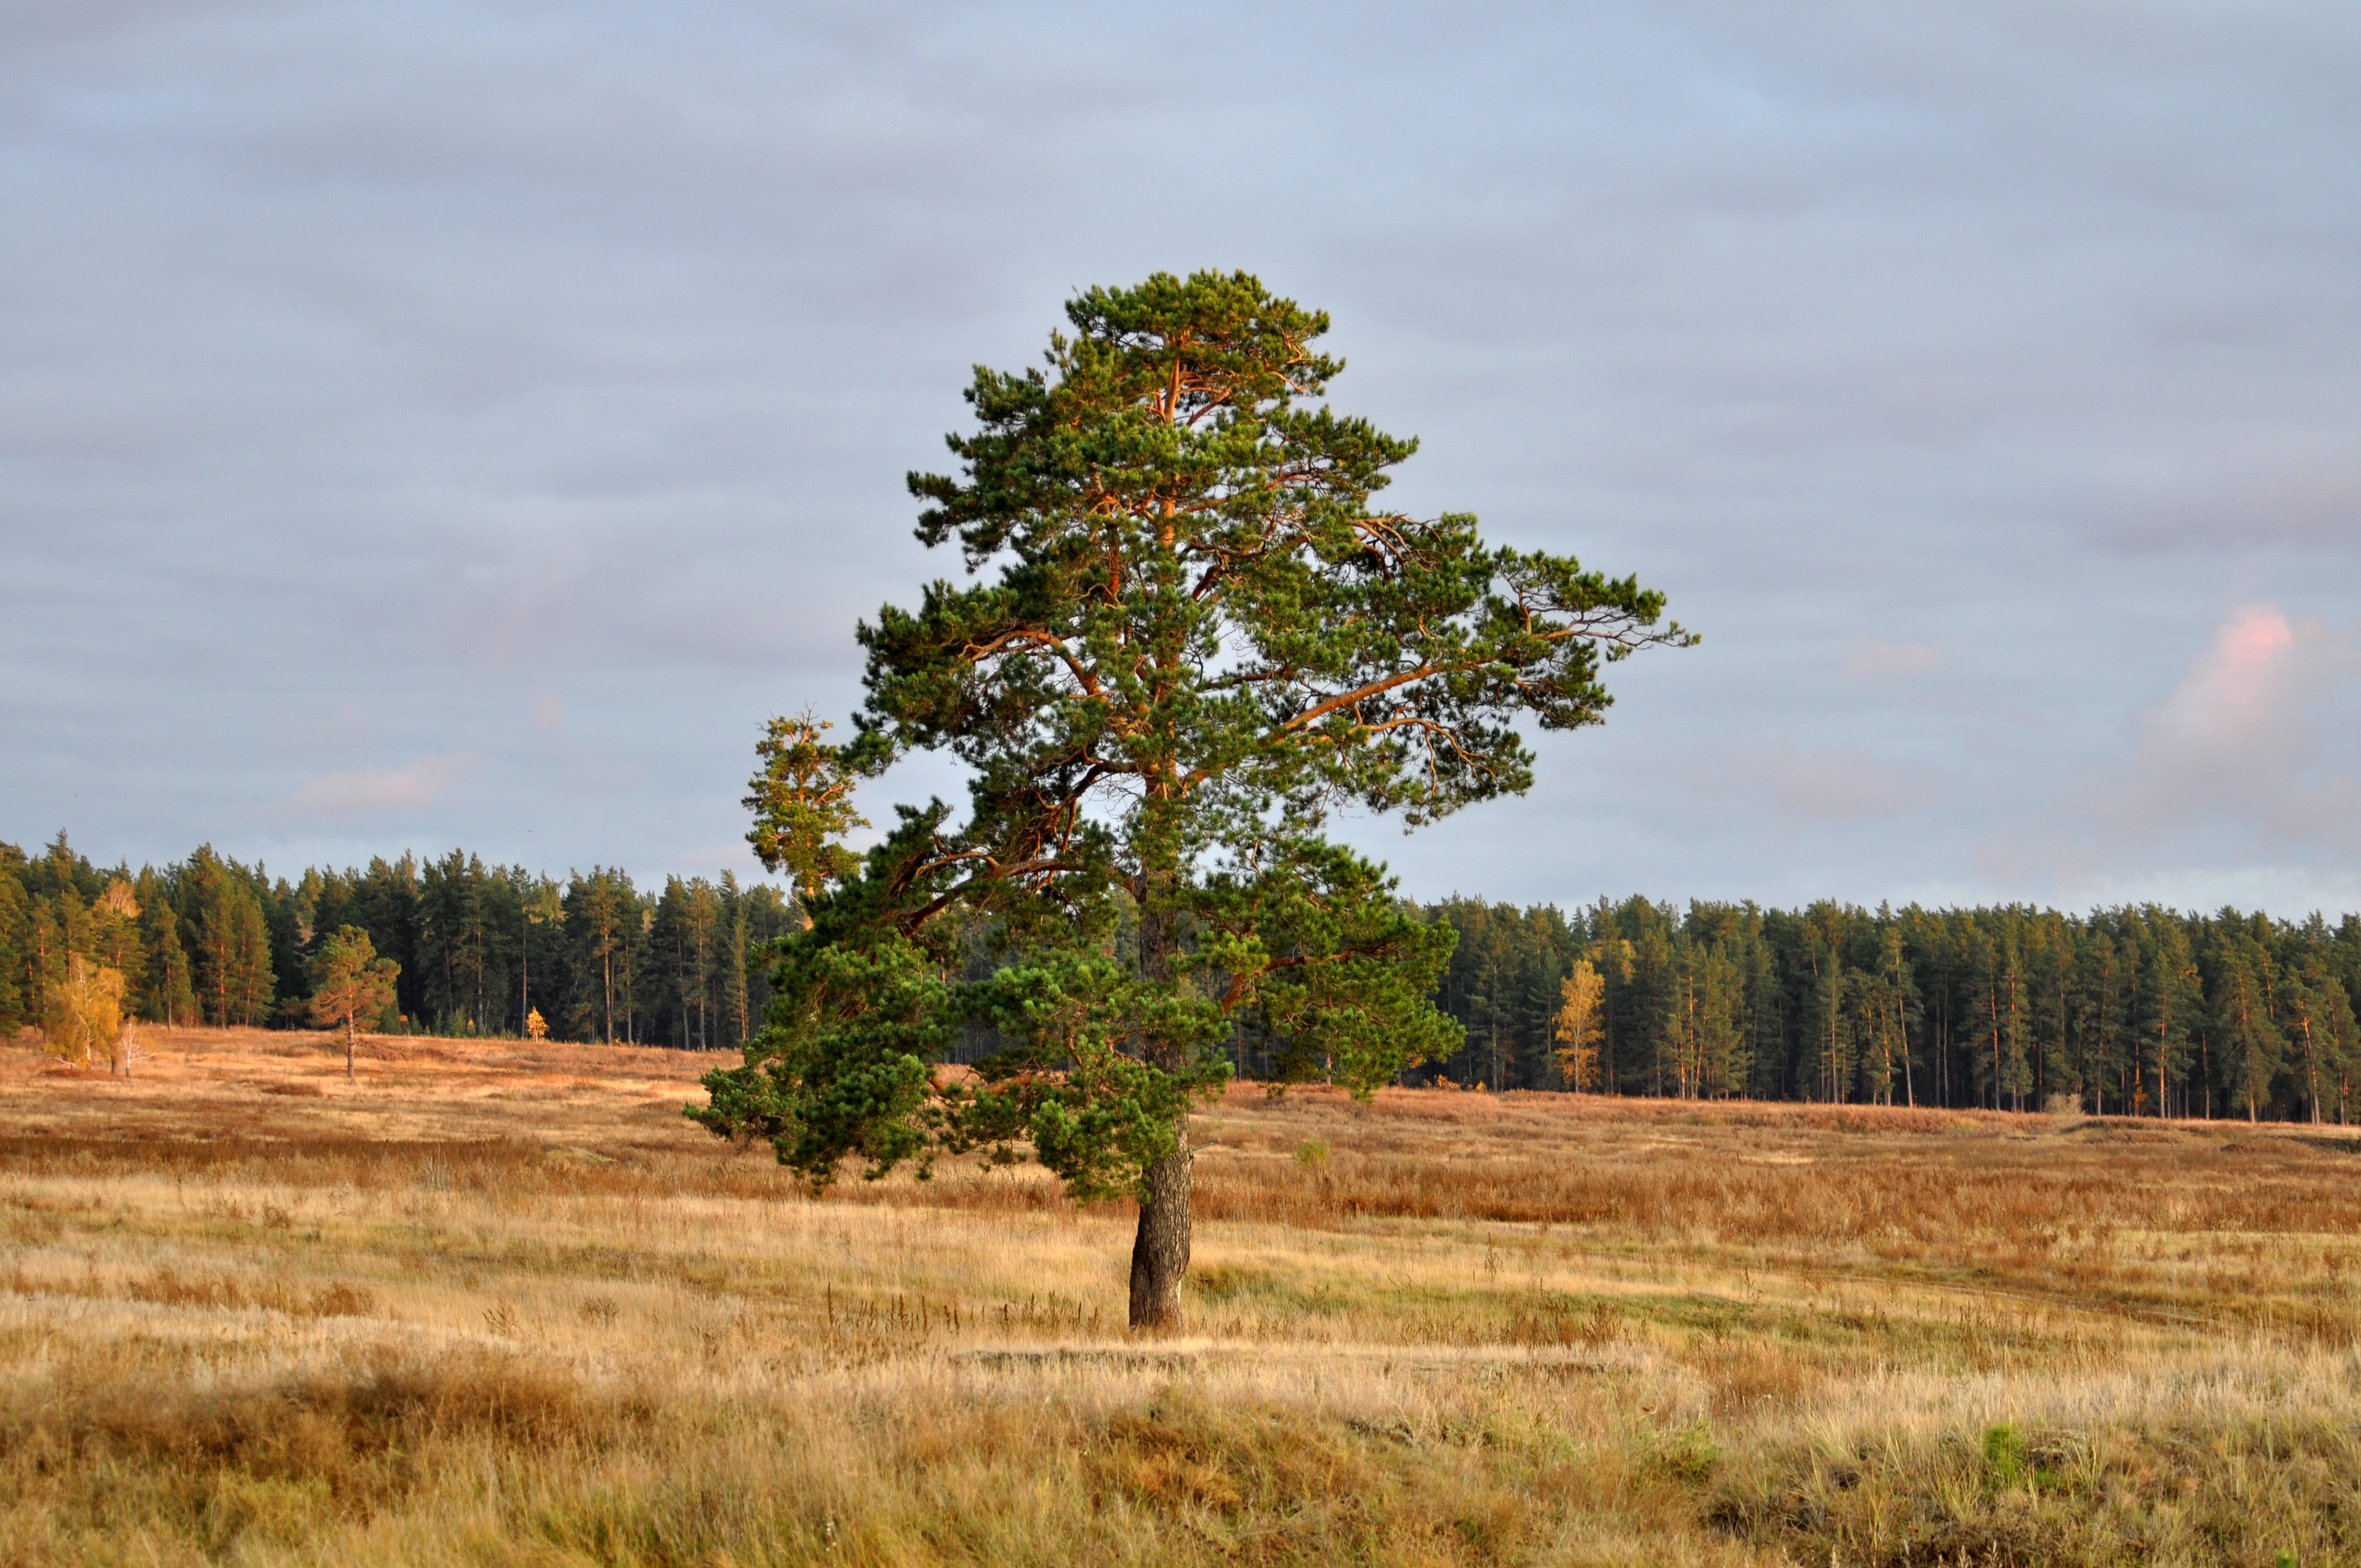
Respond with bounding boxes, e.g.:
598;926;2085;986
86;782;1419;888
1554;960;1605;1091
45;956;126;1072
310;926;399;1080
693;271;1691;1329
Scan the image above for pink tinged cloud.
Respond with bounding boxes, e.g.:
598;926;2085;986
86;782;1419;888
2148;605;2298;756
2137;606;2361;851
269;752;478;820
1990;603;2361;890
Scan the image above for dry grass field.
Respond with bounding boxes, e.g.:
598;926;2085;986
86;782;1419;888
6;1026;2361;1565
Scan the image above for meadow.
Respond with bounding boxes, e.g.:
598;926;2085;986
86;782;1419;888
5;1027;2361;1565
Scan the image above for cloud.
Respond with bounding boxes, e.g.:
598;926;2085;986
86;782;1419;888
1841;638;1944;684
7;2;2361;910
2092;445;2361;554
2116;606;2359;844
267;701;373;758
266;753;477;821
2146;605;2301;760
1988;605;2361;888
1639;734;1947;825
1739;738;1947;824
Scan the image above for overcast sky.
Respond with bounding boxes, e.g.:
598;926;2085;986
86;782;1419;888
6;1;2359;914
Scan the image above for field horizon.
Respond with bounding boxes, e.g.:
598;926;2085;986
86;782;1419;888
7;1025;2361;1565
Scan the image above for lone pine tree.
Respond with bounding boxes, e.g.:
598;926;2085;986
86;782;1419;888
694;270;1691;1329
309;925;399;1080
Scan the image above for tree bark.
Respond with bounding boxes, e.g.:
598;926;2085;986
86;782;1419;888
1129;1125;1191;1331
1126;812;1195;1333
346;1016;356;1080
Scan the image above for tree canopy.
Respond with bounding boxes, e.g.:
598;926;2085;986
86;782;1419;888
694;270;1693;1327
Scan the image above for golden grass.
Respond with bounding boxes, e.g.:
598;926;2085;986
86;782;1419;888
5;1026;2361;1564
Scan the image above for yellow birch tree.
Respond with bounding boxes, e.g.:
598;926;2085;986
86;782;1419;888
1554;960;1606;1091
44;956;126;1072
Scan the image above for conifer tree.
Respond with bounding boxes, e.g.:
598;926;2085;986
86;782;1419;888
1805;939;1847;1103
2315;969;2361;1124
2212;938;2284;1123
2280;956;2351;1124
136;870;196;1027
24;900;63;1028
420;850;496;1033
695;271;1690;1327
1876;926;1921;1105
340;854;421;1020
52;881;90;972
2073;928;2127;1112
2135;915;2199;1119
90;878;145;1000
184;847;276;1025
310;925;399;1079
0;871;26;1031
564;870;633;1043
1996;924;2032;1112
1693;944;1744;1098
221;881;275;1025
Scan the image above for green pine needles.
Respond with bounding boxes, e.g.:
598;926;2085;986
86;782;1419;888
692;270;1693;1327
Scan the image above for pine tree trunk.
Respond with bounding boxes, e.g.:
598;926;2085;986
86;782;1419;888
1129;1126;1191;1331
1901;996;1914;1106
1129;826;1192;1334
346;1016;356;1080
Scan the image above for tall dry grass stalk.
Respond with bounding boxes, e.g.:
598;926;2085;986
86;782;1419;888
4;1026;2361;1563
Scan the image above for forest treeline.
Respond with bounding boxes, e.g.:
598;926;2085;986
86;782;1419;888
1422;896;2361;1123
0;835;798;1049
9;832;2361;1123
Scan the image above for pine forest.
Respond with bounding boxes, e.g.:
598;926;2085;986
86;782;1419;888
0;834;799;1053
7;832;2358;1124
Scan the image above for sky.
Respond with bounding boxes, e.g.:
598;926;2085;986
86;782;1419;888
6;1;2360;914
